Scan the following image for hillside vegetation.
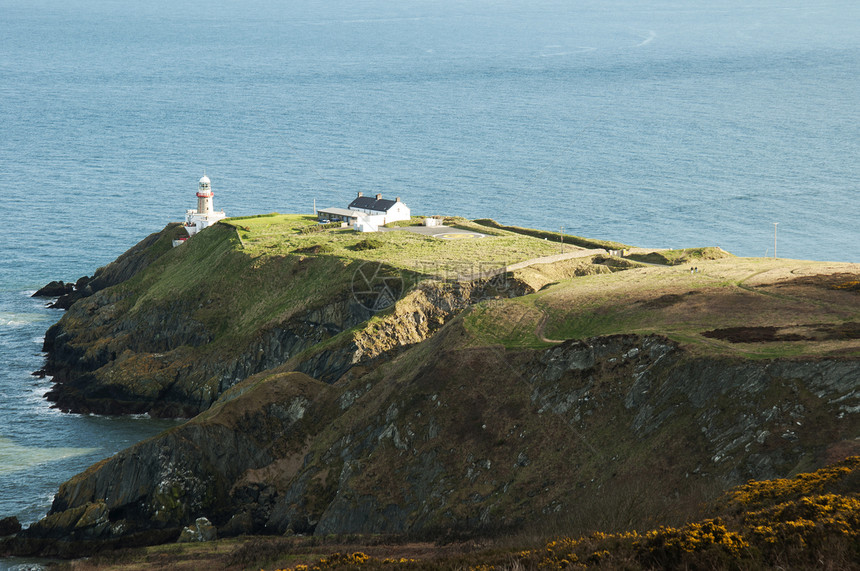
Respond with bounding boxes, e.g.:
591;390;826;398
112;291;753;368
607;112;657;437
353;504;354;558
40;216;595;416
468;256;860;358
10;215;858;564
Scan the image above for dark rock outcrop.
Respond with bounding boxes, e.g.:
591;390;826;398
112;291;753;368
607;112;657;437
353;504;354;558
32;281;75;298
0;516;21;536
4;372;334;556
177;517;217;542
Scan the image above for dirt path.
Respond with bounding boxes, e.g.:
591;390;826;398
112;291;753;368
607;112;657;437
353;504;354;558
535;311;565;344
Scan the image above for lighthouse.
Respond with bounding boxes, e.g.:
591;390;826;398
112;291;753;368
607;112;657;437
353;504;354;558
183;174;226;237
197;174;214;214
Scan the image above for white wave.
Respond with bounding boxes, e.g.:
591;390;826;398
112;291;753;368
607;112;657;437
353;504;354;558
0;312;47;328
538;47;595;57
0;436;99;475
635;30;656;47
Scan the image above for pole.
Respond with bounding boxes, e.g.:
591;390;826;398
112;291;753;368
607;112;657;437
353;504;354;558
560;226;564;253
773;222;778;259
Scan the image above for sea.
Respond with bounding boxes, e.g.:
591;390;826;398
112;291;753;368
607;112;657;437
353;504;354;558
0;0;858;564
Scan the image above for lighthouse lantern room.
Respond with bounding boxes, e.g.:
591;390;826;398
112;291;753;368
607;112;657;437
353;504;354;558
184;174;226;237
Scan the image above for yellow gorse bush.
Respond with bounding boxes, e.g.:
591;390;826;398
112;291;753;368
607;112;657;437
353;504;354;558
724;456;860;509
831;280;860;291
743;493;860;547
264;458;860;570
636;518;749;558
275;551;375;571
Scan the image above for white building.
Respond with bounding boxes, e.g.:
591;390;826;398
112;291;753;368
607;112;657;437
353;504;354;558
184;175;226;237
347;193;410;223
316;193;410;232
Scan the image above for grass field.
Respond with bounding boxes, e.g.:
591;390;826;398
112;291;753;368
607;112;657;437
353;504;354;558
220;215;858;359
222;214;568;276
93;214;602;364
465;256;860;358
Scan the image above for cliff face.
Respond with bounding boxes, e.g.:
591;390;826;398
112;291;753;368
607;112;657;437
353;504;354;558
42;288;371;417
40;222;593;417
293;277;523;383
12;326;858;555
41;224;381;416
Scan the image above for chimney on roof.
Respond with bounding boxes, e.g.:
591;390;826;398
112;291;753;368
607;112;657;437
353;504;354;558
396;196;401;202
357;192;363;197
375;193;382;200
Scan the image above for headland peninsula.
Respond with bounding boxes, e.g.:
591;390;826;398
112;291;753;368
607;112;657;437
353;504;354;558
2;214;859;570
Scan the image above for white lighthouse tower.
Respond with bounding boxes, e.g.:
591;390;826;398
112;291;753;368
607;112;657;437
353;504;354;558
184;174;226;237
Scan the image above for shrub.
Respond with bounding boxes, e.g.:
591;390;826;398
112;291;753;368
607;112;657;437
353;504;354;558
300;222;342;234
293;243;335;255
351;238;384;251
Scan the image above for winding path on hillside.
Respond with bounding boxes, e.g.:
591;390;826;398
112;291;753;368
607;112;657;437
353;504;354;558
535;311;565;344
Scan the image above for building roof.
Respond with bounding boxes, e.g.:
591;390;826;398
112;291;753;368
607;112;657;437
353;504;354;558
348;196;399;212
317;207;361;218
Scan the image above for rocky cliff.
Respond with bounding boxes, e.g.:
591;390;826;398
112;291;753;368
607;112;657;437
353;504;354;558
39;221;616;417
7;325;858;556
40;223;378;416
9;217;857;557
33;223;186;309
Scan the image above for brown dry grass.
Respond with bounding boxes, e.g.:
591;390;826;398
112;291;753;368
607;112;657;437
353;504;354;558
57;536;492;571
466;257;860;358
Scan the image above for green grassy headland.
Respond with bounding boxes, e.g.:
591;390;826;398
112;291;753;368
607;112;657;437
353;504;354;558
116;214;859;362
224;214;565;273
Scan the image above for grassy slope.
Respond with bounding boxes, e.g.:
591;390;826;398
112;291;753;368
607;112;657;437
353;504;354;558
225;214;565;275
110;223;352;349
107;214;566;347
465;256;860;358
60;215;592;409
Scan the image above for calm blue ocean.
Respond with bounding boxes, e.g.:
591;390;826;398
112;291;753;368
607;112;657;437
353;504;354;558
0;0;857;559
